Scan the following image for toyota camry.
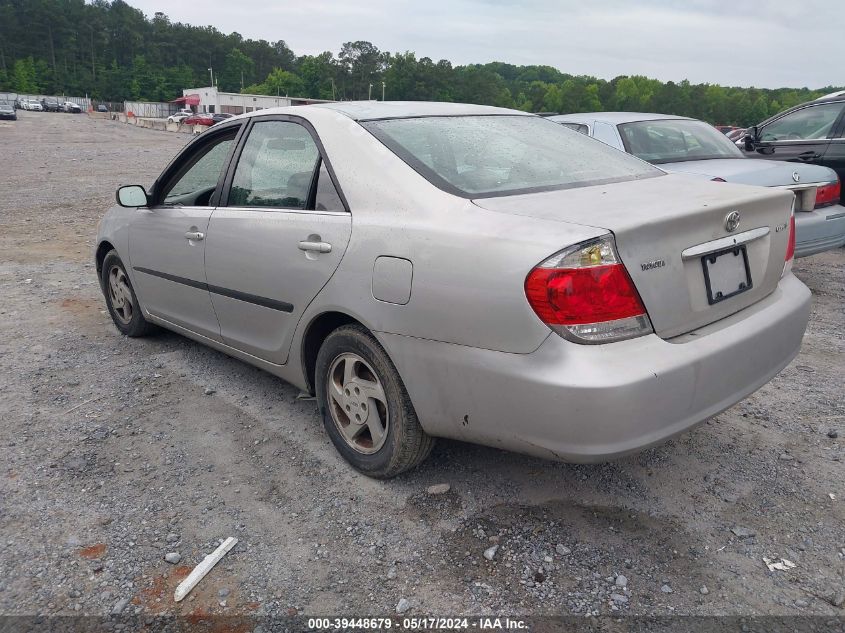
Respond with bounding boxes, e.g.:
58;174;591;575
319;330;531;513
96;102;811;478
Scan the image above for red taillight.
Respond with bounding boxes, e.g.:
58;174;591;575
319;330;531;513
526;265;646;325
782;212;796;276
525;236;653;343
785;213;796;262
815;180;840;208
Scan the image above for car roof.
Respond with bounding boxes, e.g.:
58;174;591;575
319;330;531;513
814;90;845;101
550;112;692;125
238;101;533;122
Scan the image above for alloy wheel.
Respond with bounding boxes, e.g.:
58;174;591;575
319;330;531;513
326;352;390;454
107;265;134;325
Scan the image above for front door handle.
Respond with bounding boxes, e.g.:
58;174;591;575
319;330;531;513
185;231;205;241
298;240;332;253
797;151;819;161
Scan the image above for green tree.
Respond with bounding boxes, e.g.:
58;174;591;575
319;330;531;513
299;52;337;99
338;40;386;100
11;57;39;93
219;48;255;92
246;68;305;96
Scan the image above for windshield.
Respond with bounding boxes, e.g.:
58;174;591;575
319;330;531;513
618;119;744;164
362;115;661;198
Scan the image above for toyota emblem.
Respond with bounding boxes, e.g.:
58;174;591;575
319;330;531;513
725;211;741;232
792;171;800;183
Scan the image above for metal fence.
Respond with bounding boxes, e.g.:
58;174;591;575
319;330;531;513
1;92;91;110
123;101;178;118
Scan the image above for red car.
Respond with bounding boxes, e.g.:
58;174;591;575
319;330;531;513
183;113;214;126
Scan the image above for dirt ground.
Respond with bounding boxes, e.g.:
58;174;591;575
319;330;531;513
1;111;844;621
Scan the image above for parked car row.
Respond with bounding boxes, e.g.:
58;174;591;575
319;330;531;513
98;101;812;478
15;97;83;113
552;93;845;257
166;111;235;126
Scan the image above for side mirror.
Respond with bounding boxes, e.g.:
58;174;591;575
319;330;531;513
116;185;149;208
743;126;759;151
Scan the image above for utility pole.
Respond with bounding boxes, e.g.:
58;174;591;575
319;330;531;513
330;78;336;101
208;67;213;87
241;71;244;92
382;81;385;101
368;83;372;100
90;26;96;81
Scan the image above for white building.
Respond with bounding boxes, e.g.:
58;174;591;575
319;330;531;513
178;86;332;115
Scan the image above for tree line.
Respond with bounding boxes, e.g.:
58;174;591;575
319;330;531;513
1;0;840;125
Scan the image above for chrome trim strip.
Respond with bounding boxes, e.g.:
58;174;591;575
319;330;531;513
681;226;771;260
772;181;826;192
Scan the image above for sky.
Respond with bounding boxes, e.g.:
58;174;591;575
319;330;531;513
127;0;840;90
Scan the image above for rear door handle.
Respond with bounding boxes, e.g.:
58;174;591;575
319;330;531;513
298;240;332;253
797;151;819;161
185;231;205;241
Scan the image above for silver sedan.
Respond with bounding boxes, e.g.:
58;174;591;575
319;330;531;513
96;102;811;478
551;112;845;258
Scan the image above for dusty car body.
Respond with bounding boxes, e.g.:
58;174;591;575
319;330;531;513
96;102;810;477
552;112;845;258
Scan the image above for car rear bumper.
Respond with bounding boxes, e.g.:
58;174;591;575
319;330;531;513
379;273;811;462
795;205;845;257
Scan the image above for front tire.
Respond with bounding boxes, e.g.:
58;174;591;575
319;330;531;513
315;324;435;478
101;250;156;337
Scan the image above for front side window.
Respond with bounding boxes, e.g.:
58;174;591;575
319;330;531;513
760;103;843;141
363;115;660;198
161;131;237;205
618;119;743;163
229;121;320;209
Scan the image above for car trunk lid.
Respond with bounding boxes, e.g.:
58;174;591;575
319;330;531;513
474;174;794;339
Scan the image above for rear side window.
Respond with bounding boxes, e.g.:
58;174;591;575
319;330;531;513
229;121;320;209
314;161;344;211
363;115;660;198
559;122;589;135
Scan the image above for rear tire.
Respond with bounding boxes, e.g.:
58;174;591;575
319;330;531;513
101;250;156;337
315;324;435;478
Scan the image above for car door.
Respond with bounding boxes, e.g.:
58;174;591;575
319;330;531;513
749;102;844;166
129;124;242;341
204;116;351;364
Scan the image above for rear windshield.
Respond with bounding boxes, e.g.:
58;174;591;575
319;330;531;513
618;119;744;164
362;115;661;198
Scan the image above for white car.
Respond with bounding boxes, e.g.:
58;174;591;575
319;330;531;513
167;111;192;124
27;100;44;112
62;101;82;113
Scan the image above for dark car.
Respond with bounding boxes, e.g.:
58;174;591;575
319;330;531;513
742;94;845;185
96;104;109;113
211;112;234;124
0;102;17;120
41;97;61;112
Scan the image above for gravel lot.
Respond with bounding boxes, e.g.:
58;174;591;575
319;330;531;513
1;111;844;621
